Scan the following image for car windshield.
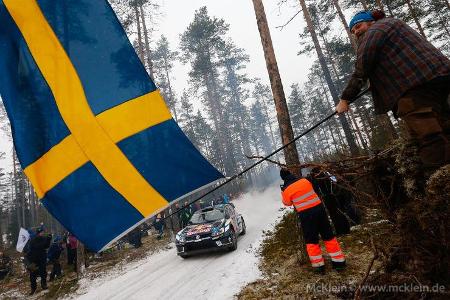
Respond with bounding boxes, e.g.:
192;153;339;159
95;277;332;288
189;209;224;224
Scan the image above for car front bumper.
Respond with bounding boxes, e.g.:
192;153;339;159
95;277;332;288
176;232;234;255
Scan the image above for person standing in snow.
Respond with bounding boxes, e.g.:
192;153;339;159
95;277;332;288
47;236;64;281
26;227;51;295
0;251;12;280
66;233;78;272
280;168;346;274
153;214;165;239
180;201;192;229
336;10;450;174
222;194;230;204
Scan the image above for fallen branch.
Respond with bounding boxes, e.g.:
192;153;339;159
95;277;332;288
354;238;379;300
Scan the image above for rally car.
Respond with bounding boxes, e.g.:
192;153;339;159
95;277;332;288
175;203;246;258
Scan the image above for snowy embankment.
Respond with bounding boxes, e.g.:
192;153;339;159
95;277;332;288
70;186;285;300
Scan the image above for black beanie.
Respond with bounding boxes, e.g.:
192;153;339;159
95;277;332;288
280;168;291;180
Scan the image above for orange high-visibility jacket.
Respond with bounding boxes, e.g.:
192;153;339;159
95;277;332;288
281;178;322;212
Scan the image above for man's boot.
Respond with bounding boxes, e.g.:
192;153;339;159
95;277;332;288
313;265;326;275
419;134;450;176
332;260;346;271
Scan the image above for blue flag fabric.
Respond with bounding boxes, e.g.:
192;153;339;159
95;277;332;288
0;0;223;252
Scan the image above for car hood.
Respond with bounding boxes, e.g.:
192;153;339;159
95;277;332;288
182;220;224;237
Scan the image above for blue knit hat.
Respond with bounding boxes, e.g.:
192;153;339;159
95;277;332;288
349;11;374;31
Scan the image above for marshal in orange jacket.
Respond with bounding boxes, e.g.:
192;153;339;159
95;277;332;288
281;178;322;212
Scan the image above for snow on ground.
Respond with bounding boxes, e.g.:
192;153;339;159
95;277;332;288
71;185;285;300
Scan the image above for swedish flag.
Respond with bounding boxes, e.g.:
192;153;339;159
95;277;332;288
0;0;223;251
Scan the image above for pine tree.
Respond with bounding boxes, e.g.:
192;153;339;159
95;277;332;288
178;91;197;143
252;81;278;149
180;7;236;174
249;100;272;156
219;41;252;164
153;35;179;120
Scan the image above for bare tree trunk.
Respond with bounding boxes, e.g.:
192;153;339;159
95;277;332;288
385;2;396;17
13;152;22;228
331;0;357;51
438;15;450;39
0;208;3;248
20;175;26;228
378;114;399;140
375;0;384;10
139;4;155;80
298;0;359;156
164;66;178;121
76;242;85;278
260;98;278;150
326;123;341;153
252;0;301;174
203;68;236;174
348;111;368;151
133;3;144;64
359;0;369;10
404;0;427;39
29;182;36;226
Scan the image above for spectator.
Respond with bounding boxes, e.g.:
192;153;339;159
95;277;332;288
128;226;143;248
336;11;450;173
180;201;192;228
153;214;165;239
222;194;230;204
308;168;351;235
0;251;12;280
47;236;64;281
66;233;78;271
171;204;181;233
26;227;51;295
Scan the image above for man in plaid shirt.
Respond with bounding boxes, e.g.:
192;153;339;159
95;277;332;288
336;11;450;173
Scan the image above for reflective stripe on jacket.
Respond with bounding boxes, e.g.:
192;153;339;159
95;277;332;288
281;178;321;212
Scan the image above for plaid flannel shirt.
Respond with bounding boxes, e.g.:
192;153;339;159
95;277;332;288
341;18;450;114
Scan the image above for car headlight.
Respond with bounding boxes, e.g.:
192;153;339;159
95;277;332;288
176;233;185;243
211;227;225;237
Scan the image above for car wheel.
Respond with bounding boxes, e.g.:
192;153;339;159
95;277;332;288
228;228;237;251
179;253;189;259
240;218;246;236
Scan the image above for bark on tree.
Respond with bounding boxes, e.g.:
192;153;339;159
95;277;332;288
375;0;384;11
298;0;359;155
331;0;357;52
13;152;21;228
139;4;155;80
76;242;85;278
348;111;368;151
359;0;369;10
385;2;395;17
260;99;277;149
252;0;301;174
133;3;144;64
404;0;427;39
378;114;399;140
164;66;177;121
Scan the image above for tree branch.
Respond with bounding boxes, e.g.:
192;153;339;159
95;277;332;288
275;10;302;30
